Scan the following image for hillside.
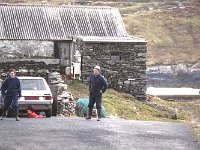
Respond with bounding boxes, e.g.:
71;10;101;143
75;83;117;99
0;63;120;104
93;0;200;65
121;1;200;65
1;0;199;65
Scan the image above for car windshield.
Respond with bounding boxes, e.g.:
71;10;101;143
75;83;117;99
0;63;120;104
20;79;46;90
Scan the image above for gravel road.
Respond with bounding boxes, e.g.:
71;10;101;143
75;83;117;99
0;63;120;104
0;117;199;150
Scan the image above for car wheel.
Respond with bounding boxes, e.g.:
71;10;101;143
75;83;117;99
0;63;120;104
52;99;58;116
45;108;52;117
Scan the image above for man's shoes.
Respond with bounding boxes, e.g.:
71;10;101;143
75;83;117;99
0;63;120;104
85;108;92;120
85;117;91;120
97;118;101;121
97;109;101;121
16;112;20;121
1;111;5;120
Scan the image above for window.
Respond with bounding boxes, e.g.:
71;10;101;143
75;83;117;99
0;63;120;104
111;52;121;61
20;79;46;90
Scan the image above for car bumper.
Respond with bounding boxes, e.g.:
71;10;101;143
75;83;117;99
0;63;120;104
18;101;52;111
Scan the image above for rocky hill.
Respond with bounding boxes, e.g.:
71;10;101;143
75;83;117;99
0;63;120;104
147;63;200;88
0;0;199;65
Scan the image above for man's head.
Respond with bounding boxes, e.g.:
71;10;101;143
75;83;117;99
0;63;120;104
93;66;101;76
9;69;16;78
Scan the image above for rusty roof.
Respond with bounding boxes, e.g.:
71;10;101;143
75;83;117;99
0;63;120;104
0;5;128;40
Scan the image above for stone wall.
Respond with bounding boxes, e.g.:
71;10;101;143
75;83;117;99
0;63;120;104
0;59;60;82
77;42;147;100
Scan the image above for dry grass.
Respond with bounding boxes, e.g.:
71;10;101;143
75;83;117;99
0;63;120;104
123;8;200;65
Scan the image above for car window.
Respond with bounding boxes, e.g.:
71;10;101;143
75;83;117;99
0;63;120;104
20;79;46;90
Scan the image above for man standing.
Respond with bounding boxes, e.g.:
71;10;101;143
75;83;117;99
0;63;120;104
1;69;21;121
86;66;108;121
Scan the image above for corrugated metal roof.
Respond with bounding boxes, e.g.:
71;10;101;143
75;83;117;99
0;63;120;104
0;5;128;40
75;36;146;43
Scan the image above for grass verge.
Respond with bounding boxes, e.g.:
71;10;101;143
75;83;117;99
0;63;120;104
67;80;200;142
68;80;187;122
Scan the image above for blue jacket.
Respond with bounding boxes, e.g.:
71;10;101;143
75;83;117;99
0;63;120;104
1;77;21;97
89;74;108;96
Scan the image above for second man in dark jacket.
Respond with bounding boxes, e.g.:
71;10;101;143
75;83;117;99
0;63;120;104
86;66;108;121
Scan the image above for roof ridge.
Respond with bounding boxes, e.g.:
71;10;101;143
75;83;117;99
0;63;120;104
0;3;114;9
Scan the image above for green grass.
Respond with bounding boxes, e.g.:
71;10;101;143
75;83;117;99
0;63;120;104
104;89;172;121
67;80;89;99
68;80;188;122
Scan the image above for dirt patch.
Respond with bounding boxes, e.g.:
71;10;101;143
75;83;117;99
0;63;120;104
177;100;200;143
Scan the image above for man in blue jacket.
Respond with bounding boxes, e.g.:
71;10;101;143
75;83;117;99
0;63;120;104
1;69;21;121
86;66;108;121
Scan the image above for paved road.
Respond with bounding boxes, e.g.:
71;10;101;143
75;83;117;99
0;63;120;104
0;117;199;150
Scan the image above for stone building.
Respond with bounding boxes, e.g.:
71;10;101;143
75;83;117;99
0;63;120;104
0;4;147;100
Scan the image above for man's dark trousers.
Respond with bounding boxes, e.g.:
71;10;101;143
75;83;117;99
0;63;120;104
3;91;19;113
88;92;102;119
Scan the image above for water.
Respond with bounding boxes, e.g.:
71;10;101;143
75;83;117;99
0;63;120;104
147;87;200;96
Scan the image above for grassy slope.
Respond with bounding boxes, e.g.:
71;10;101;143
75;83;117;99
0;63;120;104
68;80;188;121
122;4;200;65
